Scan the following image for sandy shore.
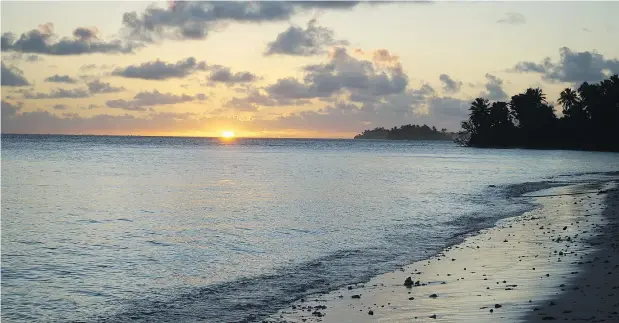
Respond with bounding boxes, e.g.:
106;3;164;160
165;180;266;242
268;179;619;322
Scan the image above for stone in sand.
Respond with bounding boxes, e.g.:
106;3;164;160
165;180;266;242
404;277;414;287
429;294;438;298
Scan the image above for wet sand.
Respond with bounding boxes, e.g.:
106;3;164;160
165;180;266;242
269;179;619;322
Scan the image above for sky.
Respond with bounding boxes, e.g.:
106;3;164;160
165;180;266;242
1;1;618;138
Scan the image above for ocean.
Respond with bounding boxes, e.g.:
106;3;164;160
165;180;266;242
2;134;618;322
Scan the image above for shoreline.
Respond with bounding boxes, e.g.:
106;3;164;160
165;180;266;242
269;178;619;322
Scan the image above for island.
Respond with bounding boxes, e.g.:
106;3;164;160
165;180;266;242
354;124;456;140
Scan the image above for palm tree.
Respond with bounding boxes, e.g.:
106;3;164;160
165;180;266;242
558;88;580;117
469;98;490;128
488;101;511;128
526;88;547;104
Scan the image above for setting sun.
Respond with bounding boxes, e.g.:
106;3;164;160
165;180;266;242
221;131;235;138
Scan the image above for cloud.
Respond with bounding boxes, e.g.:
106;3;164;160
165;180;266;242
52;104;68;110
1;109;216;135
1;62;30;86
80;64;98;70
265;19;347;57
265;47;408;104
25;54;42;62
80;104;101;110
427;97;469;119
72;27;99;41
224;88;286;112
1;23;140;55
207;66;257;85
497;12;526;25
2;86;468;136
121;1;361;42
44;74;78;84
86;80;125;93
112;57;207;80
510;47;619;83
23;88;91;99
3;53;43;62
439;74;462;93
223;99;259;112
105;90;207;111
1;100;23;118
253;83;457;134
482;74;508;100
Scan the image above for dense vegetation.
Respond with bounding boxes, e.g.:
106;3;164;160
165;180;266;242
354;124;453;140
458;75;619;152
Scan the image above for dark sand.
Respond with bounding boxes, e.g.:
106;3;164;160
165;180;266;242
525;184;619;322
268;179;619;322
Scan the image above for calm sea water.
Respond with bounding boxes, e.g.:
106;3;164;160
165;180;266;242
2;134;618;322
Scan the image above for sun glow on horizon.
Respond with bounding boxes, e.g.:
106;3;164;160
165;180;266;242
221;131;235;138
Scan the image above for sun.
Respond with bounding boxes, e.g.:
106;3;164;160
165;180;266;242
221;131;235;138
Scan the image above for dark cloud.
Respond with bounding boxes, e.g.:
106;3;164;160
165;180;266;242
208;66;257;85
1;100;23;118
1;62;30;86
44;74;78;84
265;47;408;104
23;88;90;99
439;74;462;93
105;100;149;112
105;90;207;111
510;47;619;83
266;78;317;100
72;27;98;41
511;60;550;74
1;23;140;55
265;19;347;56
482;74;508;100
52;104;68;110
86;80;125;93
497;12;526;25
122;1;361;42
427;97;469;118
112;57;207;80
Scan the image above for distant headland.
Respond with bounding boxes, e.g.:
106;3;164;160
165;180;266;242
354;124;456;140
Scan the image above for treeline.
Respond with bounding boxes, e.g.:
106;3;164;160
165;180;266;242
354;124;453;140
458;74;619;152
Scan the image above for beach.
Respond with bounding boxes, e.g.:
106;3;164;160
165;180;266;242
270;179;619;322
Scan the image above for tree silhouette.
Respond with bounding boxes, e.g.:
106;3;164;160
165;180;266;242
355;124;453;140
459;74;619;152
558;88;581;118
